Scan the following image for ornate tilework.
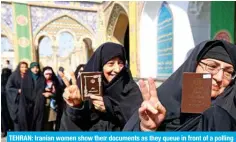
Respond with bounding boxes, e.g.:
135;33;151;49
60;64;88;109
1;3;13;32
30;6;98;35
79;2;95;8
54;1;70;5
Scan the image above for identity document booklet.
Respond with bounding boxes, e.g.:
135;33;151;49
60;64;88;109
181;73;212;113
80;72;102;100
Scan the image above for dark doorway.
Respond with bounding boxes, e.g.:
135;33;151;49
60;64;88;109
124;25;130;65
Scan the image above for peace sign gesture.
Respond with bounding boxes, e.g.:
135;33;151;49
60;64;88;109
138;78;166;131
58;70;82;107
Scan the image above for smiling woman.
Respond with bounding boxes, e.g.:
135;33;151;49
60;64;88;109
103;57;125;82
60;42;143;131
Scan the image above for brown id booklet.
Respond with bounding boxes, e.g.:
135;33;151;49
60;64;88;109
181;72;212;113
80;72;103;101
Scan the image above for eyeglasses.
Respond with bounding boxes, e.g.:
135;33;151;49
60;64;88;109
199;61;235;81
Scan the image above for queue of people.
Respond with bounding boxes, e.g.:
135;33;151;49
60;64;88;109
1;40;235;137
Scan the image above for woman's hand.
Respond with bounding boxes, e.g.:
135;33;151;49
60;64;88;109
59;70;82;107
90;95;106;112
43;92;53;98
138;78;166;131
45;88;51;92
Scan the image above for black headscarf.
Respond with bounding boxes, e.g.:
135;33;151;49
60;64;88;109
30;62;40;81
42;66;60;86
1;68;12;89
202;45;232;64
79;42;125;74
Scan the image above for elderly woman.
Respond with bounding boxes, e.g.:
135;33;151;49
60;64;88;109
123;40;236;131
60;42;142;131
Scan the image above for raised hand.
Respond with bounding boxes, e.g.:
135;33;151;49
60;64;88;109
58;71;70;87
59;70;82;107
138;78;166;131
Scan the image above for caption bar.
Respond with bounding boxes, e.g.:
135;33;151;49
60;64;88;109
7;132;235;142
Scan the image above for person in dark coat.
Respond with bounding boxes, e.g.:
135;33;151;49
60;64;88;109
123;40;236;131
1;68;12;137
60;42;143;131
6;61;28;131
14;62;46;131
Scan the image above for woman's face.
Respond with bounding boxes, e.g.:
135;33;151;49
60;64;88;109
31;66;40;74
196;58;234;98
20;63;28;74
44;72;52;80
103;57;124;82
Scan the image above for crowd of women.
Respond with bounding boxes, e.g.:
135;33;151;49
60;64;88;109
1;40;236;136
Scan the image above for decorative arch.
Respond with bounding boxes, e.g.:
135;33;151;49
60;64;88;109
34;32;54;48
106;3;128;42
34;14;95;37
1;24;13;44
77;36;94;63
34;14;95;55
113;2;129;15
83;37;93;59
1;24;17;69
36;34;54;63
56;29;77;47
78;35;95;50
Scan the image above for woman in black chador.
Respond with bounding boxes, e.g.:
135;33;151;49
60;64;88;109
42;66;63;131
123;40;236;131
6;61;28;131
60;42;143;131
1;68;12;136
10;62;46;131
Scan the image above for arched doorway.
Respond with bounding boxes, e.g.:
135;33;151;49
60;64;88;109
107;4;130;64
38;36;53;69
113;13;129;64
83;37;94;61
34;14;95;72
57;31;75;72
1;35;15;69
